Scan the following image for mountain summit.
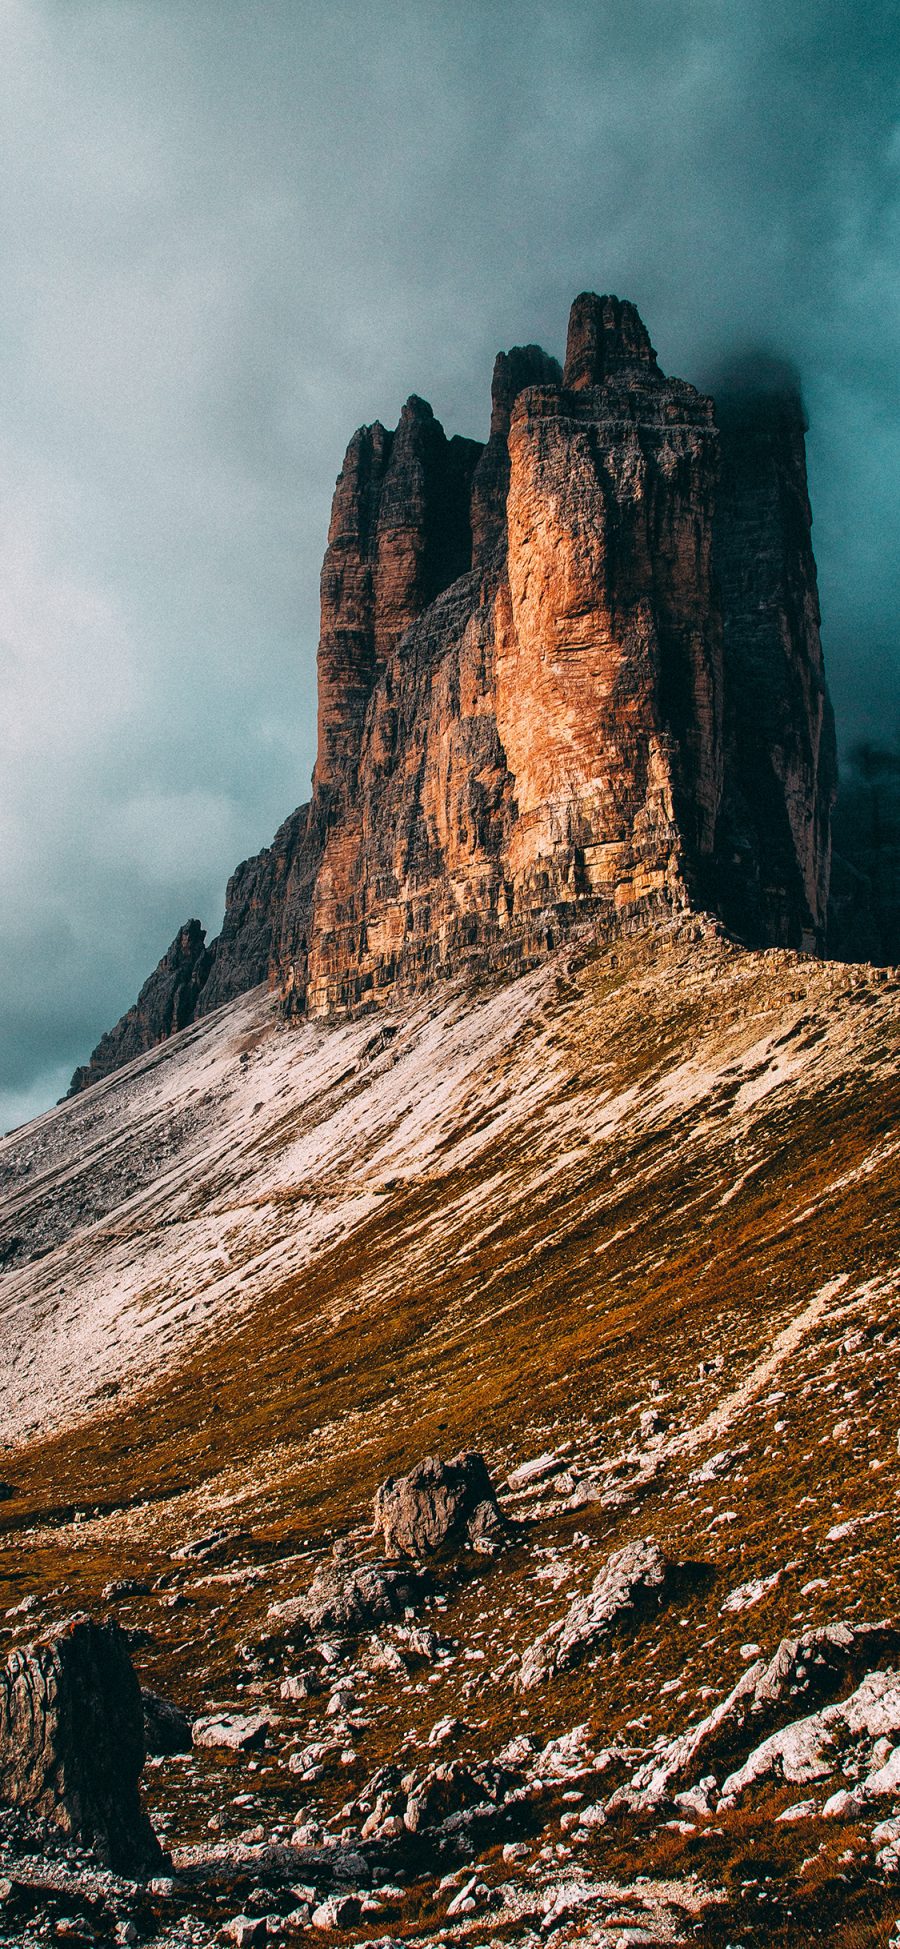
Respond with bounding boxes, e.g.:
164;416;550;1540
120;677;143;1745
70;293;836;1090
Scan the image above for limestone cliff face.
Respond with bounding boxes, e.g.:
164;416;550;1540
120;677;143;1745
69;292;838;1090
278;292;830;1017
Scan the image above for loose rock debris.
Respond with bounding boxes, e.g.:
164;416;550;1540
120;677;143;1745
1;926;899;1943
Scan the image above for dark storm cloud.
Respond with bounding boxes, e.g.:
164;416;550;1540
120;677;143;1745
2;0;898;1125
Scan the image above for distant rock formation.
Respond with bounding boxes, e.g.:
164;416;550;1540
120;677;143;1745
70;292;839;1092
67;805;315;1093
68;919;212;1093
275;291;834;1017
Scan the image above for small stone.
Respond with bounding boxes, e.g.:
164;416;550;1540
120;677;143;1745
427;1714;464;1746
639;1408;664;1440
822;1788;864;1818
446;1875;479;1917
280;1672;321;1701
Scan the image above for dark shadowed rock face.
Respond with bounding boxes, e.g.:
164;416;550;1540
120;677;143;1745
68;802;323;1092
829;742;900;965
374;1452;506;1559
711;371;837;950
0;1615;163;1873
70;291;840;1089
68;920;212;1094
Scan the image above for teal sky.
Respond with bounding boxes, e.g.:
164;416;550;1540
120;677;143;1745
1;0;898;1128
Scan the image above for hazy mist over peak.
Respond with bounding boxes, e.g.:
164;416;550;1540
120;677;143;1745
1;0;898;1128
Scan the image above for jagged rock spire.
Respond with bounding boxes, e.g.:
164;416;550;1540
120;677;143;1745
68;289;837;1089
563;292;660;389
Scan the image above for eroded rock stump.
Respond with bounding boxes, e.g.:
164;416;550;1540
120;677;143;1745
0;1614;163;1873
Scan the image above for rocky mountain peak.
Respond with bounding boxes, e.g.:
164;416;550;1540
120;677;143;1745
562;290;660;388
68;289;839;1089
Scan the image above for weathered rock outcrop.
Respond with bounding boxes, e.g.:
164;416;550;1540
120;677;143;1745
518;1536;674;1689
622;1619;900;1809
0;1615;162;1873
71;291;838;1088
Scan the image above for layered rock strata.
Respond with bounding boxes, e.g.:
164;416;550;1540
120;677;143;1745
70;292;837;1088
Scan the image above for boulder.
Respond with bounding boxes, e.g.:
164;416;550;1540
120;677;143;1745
0;1614;163;1873
373;1452;506;1559
311;1894;362;1930
191;1712;269;1752
285;1556;427;1636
